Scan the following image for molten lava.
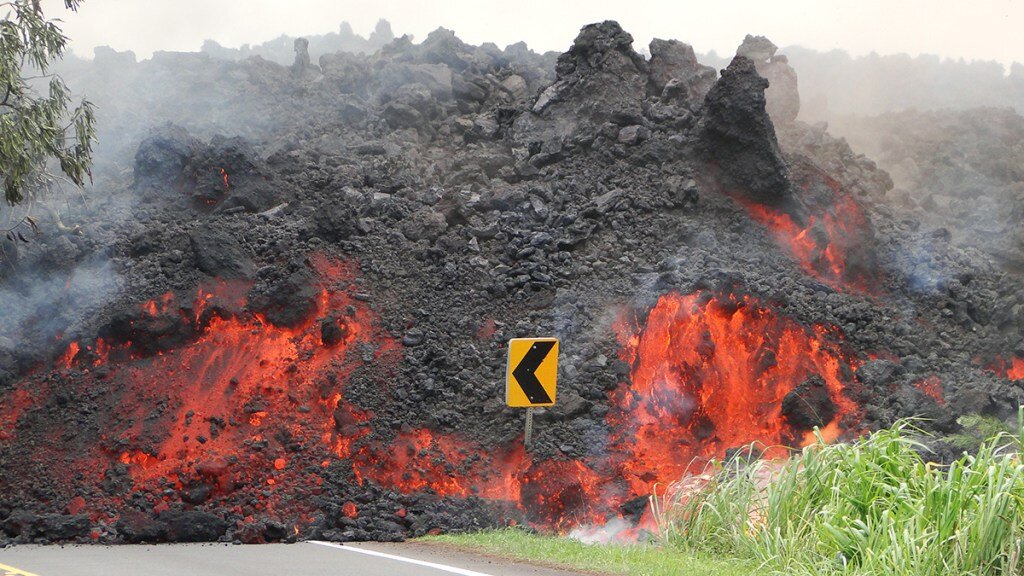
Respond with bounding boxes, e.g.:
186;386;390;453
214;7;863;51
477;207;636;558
352;429;527;501
738;173;878;294
1007;359;1024;381
914;376;946;405
0;262;862;540
986;356;1024;381
610;291;860;496
219;168;230;190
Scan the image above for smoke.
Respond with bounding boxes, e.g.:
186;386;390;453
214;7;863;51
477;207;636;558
786;48;1023;120
0;254;120;369
569;516;637;544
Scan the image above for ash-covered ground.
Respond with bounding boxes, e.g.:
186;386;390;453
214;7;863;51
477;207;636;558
0;22;1022;544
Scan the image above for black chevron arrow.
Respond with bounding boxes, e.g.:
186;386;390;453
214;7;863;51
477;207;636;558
512;341;555;404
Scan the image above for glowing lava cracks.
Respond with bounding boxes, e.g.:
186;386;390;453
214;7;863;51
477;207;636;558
739;172;879;294
0;264;861;539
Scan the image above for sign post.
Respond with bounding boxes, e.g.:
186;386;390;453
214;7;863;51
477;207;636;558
524;407;535;446
506;337;558;448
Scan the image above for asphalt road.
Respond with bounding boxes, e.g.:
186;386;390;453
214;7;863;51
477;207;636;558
0;540;586;576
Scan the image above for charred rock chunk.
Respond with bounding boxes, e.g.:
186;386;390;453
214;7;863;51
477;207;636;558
857;359;903;391
648;38;717;108
696;56;795;210
248;265;318;328
512;21;648;154
100;305;196;356
382;84;442;134
781;376;836;431
159;510;229;542
314;201;358;241
116;509;169;543
218;179;279;213
133;123;199;192
189;225;255;279
321;317;349;346
400;208;448;242
2;511;91;542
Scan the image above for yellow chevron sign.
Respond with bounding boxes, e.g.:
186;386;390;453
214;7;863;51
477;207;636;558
506;338;558;408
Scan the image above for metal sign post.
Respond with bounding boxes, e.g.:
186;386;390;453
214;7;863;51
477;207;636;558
524;407;535;447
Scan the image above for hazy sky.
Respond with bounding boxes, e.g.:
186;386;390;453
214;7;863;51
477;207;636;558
41;0;1023;68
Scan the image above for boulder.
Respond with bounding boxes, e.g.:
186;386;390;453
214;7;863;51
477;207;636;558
781;376;837;431
512;21;648;153
647;38;716;108
159;510;229;542
189;225;255;279
696;56;797;211
133;123;199;191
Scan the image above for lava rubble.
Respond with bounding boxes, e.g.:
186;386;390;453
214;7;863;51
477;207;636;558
0;21;1022;544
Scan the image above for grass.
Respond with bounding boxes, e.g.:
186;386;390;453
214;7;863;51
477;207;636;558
659;418;1024;576
423;418;1024;576
421;527;753;576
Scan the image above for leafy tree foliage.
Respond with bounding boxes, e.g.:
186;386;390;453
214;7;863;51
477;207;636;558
0;0;95;210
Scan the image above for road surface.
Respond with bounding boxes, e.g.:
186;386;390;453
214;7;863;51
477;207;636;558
0;540;586;576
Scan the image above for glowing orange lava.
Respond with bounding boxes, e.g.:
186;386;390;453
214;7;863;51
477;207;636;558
610;291;860;496
738;175;877;294
352;429;529;501
1009;359;1024;381
219;168;230;190
58;342;80;369
982;356;1024;382
0;276;863;540
33;253;391;523
914;376;946;405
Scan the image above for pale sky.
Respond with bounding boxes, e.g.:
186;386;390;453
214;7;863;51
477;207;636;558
41;0;1023;69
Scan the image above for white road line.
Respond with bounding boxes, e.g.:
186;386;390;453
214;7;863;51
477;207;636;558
308;541;498;576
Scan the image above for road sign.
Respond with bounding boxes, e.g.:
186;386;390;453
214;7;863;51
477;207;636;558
506;337;558;408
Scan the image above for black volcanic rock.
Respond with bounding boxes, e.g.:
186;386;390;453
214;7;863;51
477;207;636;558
159;510;229;542
697;56;797;213
247;263;319;328
189;225;255;279
648;38;717;107
116;509;169;543
2;512;91;542
782;376;837;431
512;20;648;154
133;123;199;192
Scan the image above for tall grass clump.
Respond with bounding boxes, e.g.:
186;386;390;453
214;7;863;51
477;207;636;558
656;419;1024;575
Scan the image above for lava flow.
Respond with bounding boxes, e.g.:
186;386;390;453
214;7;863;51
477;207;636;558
0;277;862;541
609;291;860;497
914;376;946;405
1011;360;1024;381
0;254;394;532
739;173;879;293
986;356;1024;381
